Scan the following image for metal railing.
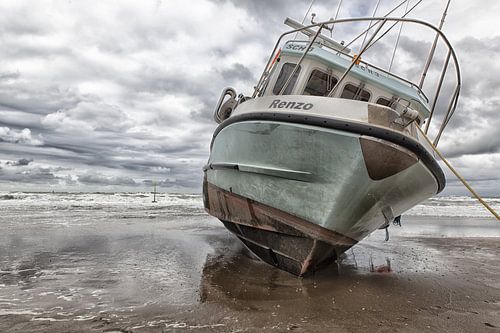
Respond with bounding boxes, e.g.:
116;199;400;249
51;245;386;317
252;17;461;146
279;39;430;104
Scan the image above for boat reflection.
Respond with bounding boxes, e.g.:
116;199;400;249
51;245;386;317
199;244;395;304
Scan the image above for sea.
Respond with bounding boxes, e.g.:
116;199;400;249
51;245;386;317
0;192;499;330
1;192;498;236
1;191;499;219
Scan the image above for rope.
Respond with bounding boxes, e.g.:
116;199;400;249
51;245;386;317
416;125;499;220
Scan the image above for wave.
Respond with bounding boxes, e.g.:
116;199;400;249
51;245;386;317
405;196;500;217
0;192;497;218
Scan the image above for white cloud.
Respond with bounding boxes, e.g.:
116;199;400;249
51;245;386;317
42;102;132;133
0;127;43;145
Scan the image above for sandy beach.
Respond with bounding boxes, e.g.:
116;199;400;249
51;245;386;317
0;193;499;332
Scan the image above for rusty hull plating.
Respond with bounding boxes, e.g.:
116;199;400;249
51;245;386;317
203;180;357;276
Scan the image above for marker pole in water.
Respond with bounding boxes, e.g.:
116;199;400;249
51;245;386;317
152;181;157;203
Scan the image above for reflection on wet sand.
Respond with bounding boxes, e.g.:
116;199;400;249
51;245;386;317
200;238;403;306
0;202;499;332
196;234;500;331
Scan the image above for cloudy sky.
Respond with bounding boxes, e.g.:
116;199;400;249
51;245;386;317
0;0;499;195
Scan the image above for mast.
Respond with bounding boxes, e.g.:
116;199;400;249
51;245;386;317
418;0;452;88
330;0;343;35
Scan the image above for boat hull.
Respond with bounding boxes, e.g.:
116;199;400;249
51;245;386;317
203;116;443;276
204;182;355;275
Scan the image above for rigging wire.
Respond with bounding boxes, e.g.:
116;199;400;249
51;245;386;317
339;0;409;53
361;0;423;54
388;0;410;71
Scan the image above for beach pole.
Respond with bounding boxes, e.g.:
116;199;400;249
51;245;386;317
152;181;157;203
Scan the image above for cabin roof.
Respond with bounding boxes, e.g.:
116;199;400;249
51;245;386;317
281;40;431;117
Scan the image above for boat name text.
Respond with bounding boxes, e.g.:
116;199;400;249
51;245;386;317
285;43;314;52
269;99;313;110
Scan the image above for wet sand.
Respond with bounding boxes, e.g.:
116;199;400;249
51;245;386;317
1;212;499;332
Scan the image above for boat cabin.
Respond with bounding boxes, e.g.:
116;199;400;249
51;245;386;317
261;40;431;123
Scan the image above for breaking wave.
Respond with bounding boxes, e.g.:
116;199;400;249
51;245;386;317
405;196;500;217
0;192;498;219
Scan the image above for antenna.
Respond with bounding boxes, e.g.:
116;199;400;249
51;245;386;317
419;0;452;88
293;0;315;40
284;17;351;53
330;0;343;35
334;0;343;20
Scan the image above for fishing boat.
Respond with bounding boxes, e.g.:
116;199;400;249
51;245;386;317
203;2;461;276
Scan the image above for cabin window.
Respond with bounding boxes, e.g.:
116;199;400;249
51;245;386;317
340;83;371;102
304;70;338;96
273;63;301;95
376;97;393;107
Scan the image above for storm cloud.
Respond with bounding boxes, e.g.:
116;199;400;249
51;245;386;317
0;0;499;195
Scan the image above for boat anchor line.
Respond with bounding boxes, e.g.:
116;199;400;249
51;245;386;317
416;126;500;220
